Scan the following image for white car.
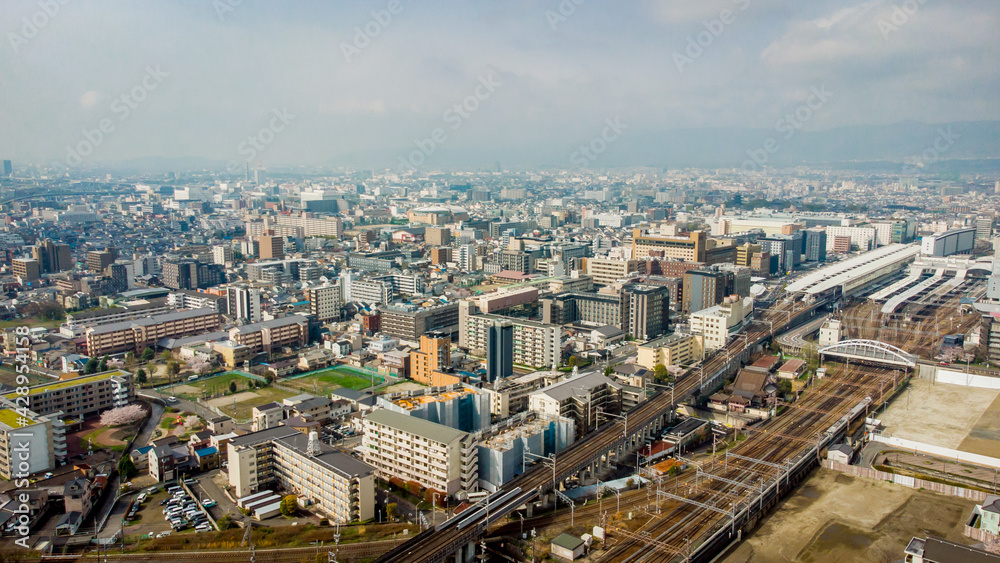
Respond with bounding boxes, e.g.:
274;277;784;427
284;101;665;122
167;396;179;403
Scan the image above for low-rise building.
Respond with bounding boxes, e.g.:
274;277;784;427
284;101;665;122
637;333;700;369
2;371;134;418
689;295;753;351
528;372;621;438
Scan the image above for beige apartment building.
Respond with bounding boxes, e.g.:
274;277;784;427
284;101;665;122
631;229;707;261
227;427;375;523
85;308;221;356
362;409;478;498
585;257;644;287
228;315;309;355
2;371;134;419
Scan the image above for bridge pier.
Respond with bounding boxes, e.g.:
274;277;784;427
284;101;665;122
465;540;476;562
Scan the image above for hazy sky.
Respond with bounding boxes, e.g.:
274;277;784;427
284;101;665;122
1;0;998;170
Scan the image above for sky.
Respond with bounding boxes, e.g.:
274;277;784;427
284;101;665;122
1;0;998;170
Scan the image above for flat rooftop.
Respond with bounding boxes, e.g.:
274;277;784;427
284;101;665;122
3;371;128;400
390;387;477;410
785;244;920;295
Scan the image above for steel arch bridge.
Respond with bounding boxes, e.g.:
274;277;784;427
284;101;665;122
818;339;917;368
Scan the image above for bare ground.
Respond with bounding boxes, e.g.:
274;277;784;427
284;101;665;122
723;468;977;563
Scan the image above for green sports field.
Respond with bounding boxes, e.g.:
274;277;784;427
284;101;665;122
283;365;384;395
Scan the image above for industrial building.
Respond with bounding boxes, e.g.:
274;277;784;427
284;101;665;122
476;412;574;492
376;384;491;432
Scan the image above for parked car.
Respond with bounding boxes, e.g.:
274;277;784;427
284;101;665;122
202;499;216;508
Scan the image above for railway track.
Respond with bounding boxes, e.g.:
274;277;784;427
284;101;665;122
377;300;826;563
596;365;900;562
42;538;406;562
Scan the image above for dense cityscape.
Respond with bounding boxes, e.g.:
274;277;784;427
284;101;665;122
3;2;1000;563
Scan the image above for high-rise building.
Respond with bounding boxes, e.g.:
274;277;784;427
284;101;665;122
227;286;262;324
976;217;994;241
257;235;284;260
631;228;707;261
486;321;513;383
804;228;828;262
12;258;40;282
425;227;451;246
586;257;643;287
32;239;73;274
212;244;233;265
106;262;134;294
162;259;225;290
305;284;342;323
620;283;670;341
2;160;10;177
410;333;459;386
682;270;725;313
86;249;116;273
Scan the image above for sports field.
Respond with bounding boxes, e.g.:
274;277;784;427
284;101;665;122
283;365;384;395
168;371;261;401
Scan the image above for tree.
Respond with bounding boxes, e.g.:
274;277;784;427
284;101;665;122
217;514;233;530
99;355;109;372
280;495;298;517
141;347;155;363
777;379;793;398
161;350;172;363
124;351;137;371
101;404;146;426
117;454;138;479
568;356;578;368
603;365;613;377
654;364;669;381
84;357;99;375
167;361;180;378
229;381;237;394
386;502;398;522
135;368;147;384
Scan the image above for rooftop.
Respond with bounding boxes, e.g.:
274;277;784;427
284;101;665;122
3;371;129;400
785;243;920;295
87;308;217;335
365;408;467;444
0;408;34;430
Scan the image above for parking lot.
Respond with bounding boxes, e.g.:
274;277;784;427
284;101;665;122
117;482;216;540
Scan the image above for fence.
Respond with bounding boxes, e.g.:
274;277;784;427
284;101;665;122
821;460;989;501
869;431;1000;470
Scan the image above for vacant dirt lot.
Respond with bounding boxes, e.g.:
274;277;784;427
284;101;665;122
879;378;999;451
724;468;976;563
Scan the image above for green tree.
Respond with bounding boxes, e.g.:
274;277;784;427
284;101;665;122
99;355;109;372
654;364;669;381
167;361;180;378
604;365;613;377
229;381;237;394
217;514;233;530
777;379;793;398
161;350;172;363
84;357;99;375
135;368;147;384
117;454;137;479
124;351;137;371
141;347;155;363
280;495;298;517
568;356;578;368
386;502;398;522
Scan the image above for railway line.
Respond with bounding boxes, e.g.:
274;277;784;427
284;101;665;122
40;538;407;563
596;365;902;562
376;299;827;563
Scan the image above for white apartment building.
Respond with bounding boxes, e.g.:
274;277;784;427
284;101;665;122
212;244;233;265
349;278;394;305
689;295;753;351
363;408;478;498
460;306;561;369
227;427;375;523
306;283;342;322
826;225;877;252
0;402;63;479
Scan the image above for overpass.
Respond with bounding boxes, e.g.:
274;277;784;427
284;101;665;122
819;339;917;368
375;299;828;563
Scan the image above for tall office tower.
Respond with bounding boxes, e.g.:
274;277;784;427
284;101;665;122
32;239;72;274
257;235;284;260
86;249;116;273
976;217;995;241
620;283;670;341
486;321;513;383
2;160;10;177
106;262;134;294
227;286;262;324
305;284;342;323
458;244;476;271
804;228;827;262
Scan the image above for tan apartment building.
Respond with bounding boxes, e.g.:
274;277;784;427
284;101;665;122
228;315;309;356
85;308;221;356
2;371;133;419
585;257;643;287
631;229;707;261
362;408;478;498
